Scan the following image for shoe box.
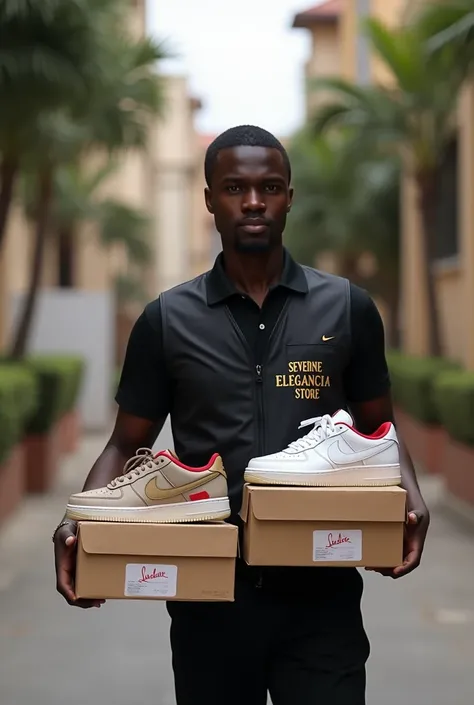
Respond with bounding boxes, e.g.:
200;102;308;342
240;485;407;568
75;521;239;602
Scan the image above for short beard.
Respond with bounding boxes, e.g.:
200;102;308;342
234;238;273;253
234;229;281;254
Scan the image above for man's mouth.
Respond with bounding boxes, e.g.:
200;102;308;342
239;220;269;234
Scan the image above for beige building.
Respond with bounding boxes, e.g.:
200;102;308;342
293;0;474;368
151;78;214;293
292;0;342;119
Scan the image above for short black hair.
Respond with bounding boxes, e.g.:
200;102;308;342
204;125;291;187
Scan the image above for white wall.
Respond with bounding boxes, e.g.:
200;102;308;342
9;290;114;431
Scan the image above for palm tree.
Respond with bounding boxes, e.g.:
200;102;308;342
286;130;401;345
21;159;152;287
309;17;470;356
8;30;167;359
0;0;122;252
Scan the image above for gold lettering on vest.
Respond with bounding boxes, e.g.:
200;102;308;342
275;361;332;399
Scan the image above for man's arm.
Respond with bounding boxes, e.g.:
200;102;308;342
344;285;430;578
350;395;430;578
54;302;171;607
81;410;165;491
83;302;171;490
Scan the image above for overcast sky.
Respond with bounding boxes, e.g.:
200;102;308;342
147;0;318;139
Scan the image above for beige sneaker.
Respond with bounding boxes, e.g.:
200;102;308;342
65;448;230;523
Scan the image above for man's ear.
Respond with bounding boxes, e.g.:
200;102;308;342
287;187;294;212
204;188;213;214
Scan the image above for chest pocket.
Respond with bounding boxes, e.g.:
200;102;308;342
281;343;346;410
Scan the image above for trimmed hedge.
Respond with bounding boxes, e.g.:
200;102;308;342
25;355;85;435
0;355;85;463
433;370;474;447
386;350;457;425
0;364;38;464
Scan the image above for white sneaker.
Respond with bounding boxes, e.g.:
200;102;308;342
244;409;401;487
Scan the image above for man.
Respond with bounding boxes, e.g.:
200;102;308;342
54;125;429;705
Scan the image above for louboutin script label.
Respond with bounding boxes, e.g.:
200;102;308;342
124;563;177;597
312;530;362;562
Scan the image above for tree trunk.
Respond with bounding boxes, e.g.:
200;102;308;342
58;225;75;287
0;157;19;253
416;171;442;357
383;273;400;349
339;252;365;288
363;267;400;349
9;167;53;360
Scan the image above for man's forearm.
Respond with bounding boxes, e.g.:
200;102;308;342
79;410;162;492
81;442;132;492
398;438;427;510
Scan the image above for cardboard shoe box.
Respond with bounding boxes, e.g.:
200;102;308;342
240;485;407;568
75;521;238;601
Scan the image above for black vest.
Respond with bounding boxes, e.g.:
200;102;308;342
160;265;352;522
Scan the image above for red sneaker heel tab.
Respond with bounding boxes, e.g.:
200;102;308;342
370;422;392;439
165;452;224;473
349;422;393;440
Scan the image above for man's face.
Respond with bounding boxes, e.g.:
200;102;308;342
205;146;293;253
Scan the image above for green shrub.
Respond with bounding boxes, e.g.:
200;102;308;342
0;364;38;463
25;355;85;435
433;370;474;447
386;350;457;425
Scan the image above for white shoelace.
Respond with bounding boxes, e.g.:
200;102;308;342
108;448;156;488
286;414;338;453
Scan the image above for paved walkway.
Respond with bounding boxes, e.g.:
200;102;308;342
0;422;473;705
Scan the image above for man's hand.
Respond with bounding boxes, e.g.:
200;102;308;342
366;508;430;579
54;521;105;608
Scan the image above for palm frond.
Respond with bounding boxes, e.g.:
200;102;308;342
311;103;357;133
0;0;80;21
130;37;173;69
50;159;119;226
81;32;168;151
414;2;474;52
0;0;128;135
99;202;152;264
363;18;425;93
310;77;375;105
286;130;400;268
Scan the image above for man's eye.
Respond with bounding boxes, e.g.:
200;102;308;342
227;185;241;193
265;185;279;193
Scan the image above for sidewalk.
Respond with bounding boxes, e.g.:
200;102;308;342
0;424;473;705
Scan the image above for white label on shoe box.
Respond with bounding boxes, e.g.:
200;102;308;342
312;530;362;562
124;564;177;597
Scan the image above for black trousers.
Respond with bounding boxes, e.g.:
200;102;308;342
167;568;370;705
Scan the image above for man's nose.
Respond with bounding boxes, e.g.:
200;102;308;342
242;188;266;212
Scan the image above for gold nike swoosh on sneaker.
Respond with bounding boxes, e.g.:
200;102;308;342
322;335;335;342
144;473;219;501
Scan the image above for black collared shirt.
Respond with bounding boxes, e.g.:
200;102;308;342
116;250;390;421
206;249;308;366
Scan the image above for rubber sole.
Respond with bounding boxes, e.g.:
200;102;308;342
65;496;231;524
244;464;401;487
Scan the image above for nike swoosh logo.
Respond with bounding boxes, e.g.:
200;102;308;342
145;473;218;501
322;335;335;342
327;440;393;466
